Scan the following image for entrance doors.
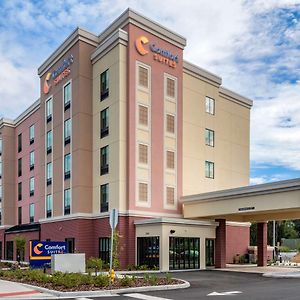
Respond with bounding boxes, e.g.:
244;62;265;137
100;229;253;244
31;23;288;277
169;237;200;270
137;236;160;268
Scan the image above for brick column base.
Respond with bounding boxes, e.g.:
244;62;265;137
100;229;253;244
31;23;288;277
215;219;226;268
257;222;268;267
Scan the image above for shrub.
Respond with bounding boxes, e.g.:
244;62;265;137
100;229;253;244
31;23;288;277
165;272;172;284
279;246;290;253
148;274;158;285
138;264;148;270
120;275;134;287
94;274;110;287
86;257;103;274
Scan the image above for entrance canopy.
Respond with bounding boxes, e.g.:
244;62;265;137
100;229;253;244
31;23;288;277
182;178;300;222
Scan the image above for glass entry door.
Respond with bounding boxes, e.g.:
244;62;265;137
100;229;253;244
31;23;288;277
169;237;200;270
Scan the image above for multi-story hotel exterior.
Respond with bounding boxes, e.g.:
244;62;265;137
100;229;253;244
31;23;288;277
0;9;253;270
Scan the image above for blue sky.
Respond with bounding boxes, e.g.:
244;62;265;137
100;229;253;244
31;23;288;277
0;0;300;184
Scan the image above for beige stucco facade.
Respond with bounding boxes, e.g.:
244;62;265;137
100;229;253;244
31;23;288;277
182;63;251;196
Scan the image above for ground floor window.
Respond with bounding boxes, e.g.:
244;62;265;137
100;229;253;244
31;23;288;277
99;237;110;264
206;239;215;266
137;236;159;268
65;238;75;253
6;241;13;260
0;241;2;259
169;237;200;270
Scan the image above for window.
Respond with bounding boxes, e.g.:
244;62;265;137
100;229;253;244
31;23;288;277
64;189;71;215
29;151;35;170
138;144;148;164
0;241;2;259
166;77;175;98
18;133;22;152
18;158;22;177
6;241;13;260
138;65;148;88
205;129;215;147
138;105;148;126
0;162;2;178
205;96;215;115
64;82;71;110
205;161;214;179
65;238;75;253
46;99;53;122
29;125;35;144
139;183;148;202
0;139;2;154
137;237;159;268
46;131;52;154
99;237;110;264
166;150;175;169
29;203;34;223
46;194;53;218
100;184;109;212
18;206;22;225
166;186;175;205
0;186;2;202
64;153;71;180
206;239;215;266
64;119;71;145
46;162;52;185
18;182;22;201
29;177;34;197
100;69;109;100
0;209;2;226
166;114;175;134
100;108;109;138
100;146;109;175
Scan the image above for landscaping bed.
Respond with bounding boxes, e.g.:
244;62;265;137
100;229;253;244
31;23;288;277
0;269;181;292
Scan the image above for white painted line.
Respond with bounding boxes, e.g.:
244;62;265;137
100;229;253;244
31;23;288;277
125;293;172;300
207;291;242;296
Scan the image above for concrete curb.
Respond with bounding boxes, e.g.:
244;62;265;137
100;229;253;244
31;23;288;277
9;278;190;299
263;272;300;278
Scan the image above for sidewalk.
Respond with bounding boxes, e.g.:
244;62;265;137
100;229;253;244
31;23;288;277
0;279;54;298
215;264;300;278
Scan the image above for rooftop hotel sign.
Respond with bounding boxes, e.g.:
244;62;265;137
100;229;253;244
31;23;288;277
135;36;179;68
43;54;74;94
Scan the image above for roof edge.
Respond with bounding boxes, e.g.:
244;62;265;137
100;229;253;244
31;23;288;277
98;8;186;49
220;86;253;108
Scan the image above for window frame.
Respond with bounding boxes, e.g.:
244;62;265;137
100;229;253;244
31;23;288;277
205;160;215;179
205;96;215;115
100;183;109;213
64;188;71;215
29;125;35;144
100;107;109;138
100;146;109;175
205;128;215;147
100;69;109;101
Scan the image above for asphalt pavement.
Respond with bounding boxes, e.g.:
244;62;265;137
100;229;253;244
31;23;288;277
2;270;300;300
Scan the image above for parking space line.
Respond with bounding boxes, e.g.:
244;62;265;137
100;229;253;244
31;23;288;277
124;293;172;300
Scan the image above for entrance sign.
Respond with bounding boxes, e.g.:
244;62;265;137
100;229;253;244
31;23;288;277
29;241;68;268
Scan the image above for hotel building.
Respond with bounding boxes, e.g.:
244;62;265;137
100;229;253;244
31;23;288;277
0;9;253;270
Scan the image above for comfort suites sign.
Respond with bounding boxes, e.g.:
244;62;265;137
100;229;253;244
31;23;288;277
135;36;179;68
43;54;74;94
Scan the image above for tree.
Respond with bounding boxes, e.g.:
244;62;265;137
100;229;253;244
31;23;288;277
14;236;26;262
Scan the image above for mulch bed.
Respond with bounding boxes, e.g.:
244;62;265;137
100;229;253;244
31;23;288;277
0;277;182;292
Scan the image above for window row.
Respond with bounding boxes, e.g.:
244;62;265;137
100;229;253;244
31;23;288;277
138;183;175;205
17;125;35;153
18;177;35;201
46;188;71;218
46;82;72;123
17;203;35;225
46;154;71;186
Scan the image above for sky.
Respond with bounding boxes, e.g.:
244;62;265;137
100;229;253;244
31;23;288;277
0;0;300;184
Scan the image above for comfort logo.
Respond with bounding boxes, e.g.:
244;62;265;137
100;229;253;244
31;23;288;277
43;72;52;95
135;36;149;56
33;243;43;255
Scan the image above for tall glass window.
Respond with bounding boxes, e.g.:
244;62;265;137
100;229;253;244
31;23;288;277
205;129;215;147
100;146;109;175
18;206;22;225
0;186;2;202
137;237;160;268
46;131;52;154
46;194;53;218
46;162;52;185
29;177;34;196
18;182;22;201
100;108;109;138
64;82;71;109
18;158;22;177
29;125;35;144
0;139;3;154
99;238;110;263
100;69;109;100
205;96;215;115
0;162;2;178
29;151;35;170
205;161;214;179
206;239;215;266
46;99;53;122
64;189;71;215
18;133;22;152
64;119;71;145
100;184;109;212
64;153;71;180
29;203;35;223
